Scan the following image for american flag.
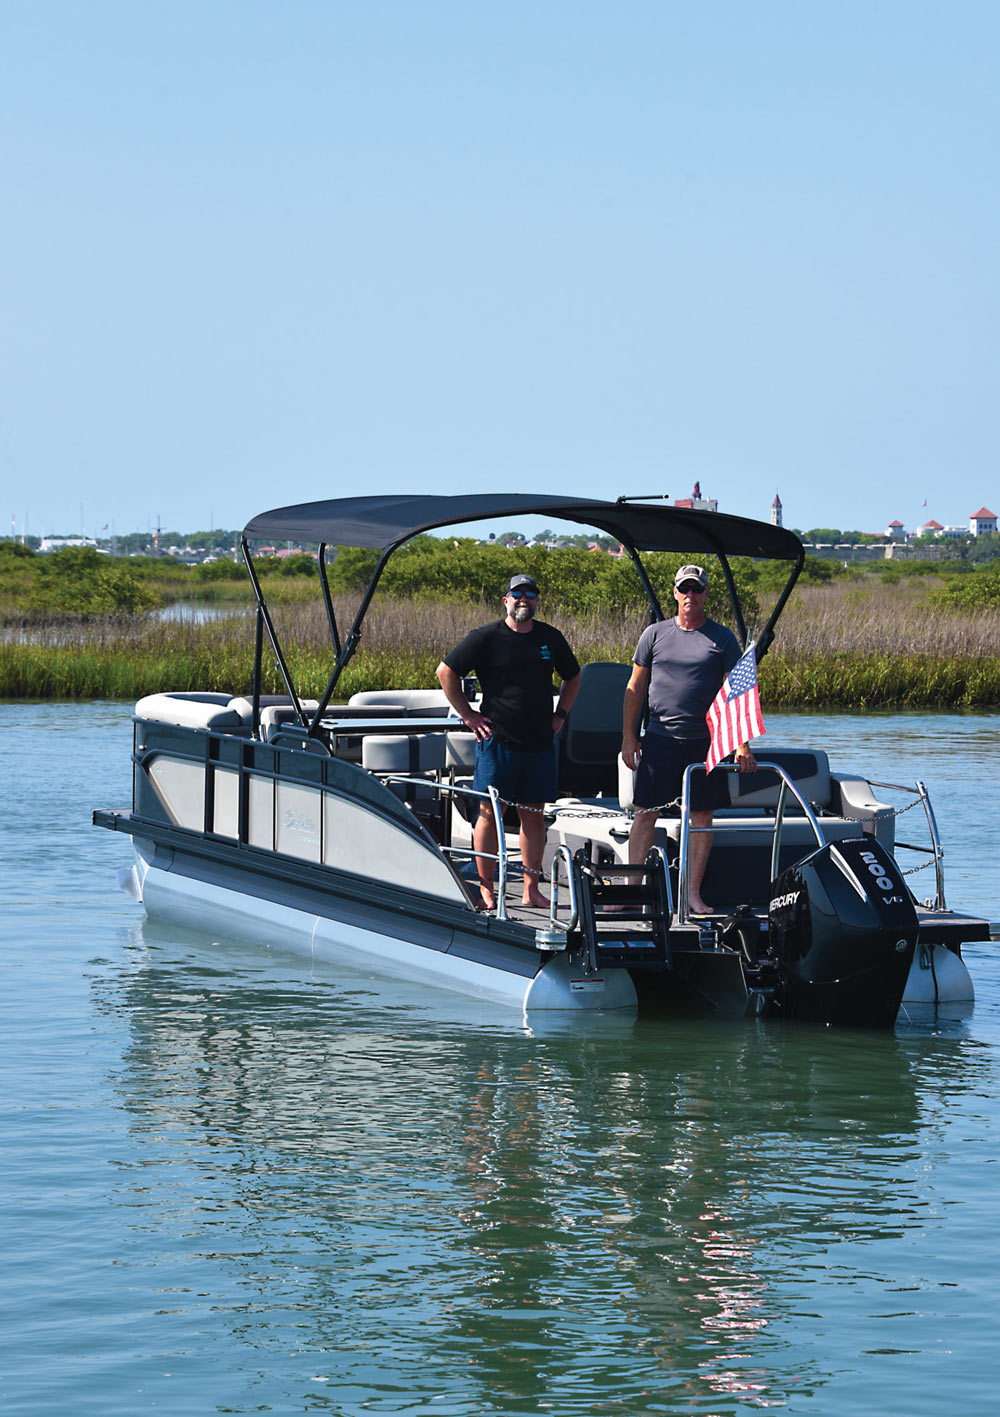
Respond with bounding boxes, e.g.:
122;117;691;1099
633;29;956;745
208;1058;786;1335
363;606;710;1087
705;644;765;774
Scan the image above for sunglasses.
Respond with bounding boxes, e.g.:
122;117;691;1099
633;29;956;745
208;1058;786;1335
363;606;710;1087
508;589;538;599
677;583;705;595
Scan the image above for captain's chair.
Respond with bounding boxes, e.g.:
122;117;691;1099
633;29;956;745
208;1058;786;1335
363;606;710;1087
557;661;632;797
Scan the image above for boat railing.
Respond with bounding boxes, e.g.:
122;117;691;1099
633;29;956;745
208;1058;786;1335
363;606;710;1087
677;759;827;925
537;845;580;951
381;776;512;921
379;774;582;939
865;777;946;909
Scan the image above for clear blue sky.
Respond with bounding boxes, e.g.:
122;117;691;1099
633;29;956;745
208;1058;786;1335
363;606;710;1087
3;1;998;542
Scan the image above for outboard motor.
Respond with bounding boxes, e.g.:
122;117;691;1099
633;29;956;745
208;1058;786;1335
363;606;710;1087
767;836;918;1027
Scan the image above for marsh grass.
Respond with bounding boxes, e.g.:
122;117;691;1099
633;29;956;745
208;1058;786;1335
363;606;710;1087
756;578;1000;707
2;578;999;706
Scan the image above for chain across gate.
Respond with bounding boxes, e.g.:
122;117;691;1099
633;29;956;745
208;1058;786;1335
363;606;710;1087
498;775;944;902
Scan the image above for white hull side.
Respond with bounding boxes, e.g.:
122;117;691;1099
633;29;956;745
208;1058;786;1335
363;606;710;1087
130;846;637;1014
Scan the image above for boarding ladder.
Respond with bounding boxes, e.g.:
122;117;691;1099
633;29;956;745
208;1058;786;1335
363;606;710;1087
573;846;674;970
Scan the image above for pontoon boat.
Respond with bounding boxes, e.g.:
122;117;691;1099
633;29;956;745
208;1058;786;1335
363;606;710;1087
93;494;991;1026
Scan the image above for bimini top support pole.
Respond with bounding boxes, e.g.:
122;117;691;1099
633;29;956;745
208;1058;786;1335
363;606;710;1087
240;536;307;730
317;543;341;659
307;541;399;734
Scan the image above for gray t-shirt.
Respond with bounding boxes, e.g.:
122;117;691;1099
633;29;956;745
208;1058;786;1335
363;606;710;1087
633;617;741;739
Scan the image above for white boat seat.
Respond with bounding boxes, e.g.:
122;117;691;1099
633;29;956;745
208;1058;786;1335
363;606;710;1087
362;733;447;775
349;688;452;711
229;694;317;721
135;691;249;730
259;702;320;740
362;733;448;817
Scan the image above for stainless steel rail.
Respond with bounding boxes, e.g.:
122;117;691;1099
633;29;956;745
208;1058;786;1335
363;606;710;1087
380;774;510;920
677;759;826;926
868;777;946;909
534;845;579;951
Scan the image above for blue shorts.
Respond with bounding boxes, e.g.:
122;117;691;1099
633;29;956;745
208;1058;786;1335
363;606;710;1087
633;734;729;813
472;736;557;806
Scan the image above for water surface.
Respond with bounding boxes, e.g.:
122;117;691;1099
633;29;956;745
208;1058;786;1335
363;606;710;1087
2;703;999;1414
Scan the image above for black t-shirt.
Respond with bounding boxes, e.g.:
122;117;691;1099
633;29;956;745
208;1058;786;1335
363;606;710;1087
444;619;580;751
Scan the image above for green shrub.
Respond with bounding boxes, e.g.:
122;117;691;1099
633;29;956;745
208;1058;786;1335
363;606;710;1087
930;564;1000;610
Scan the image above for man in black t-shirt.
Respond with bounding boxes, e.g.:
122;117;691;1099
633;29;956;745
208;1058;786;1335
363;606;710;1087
436;574;580;911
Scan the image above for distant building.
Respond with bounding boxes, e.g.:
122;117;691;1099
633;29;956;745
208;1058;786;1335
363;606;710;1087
675;481;718;513
912;520;964;541
38;536;99;553
771;493;782;527
885;519;905;540
970;507;998;536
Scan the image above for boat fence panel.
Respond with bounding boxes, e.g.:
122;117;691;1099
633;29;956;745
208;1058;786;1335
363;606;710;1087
248;774;275;850
212;767;240;839
275;782;323;862
322;792;469;904
146;756;206;830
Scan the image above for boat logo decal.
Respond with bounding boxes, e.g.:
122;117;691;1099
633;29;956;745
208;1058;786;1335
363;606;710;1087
858;850;896;892
770;889;800;912
283;808;319;841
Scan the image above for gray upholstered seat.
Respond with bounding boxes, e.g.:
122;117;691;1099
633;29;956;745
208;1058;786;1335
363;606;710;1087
134;692;249;730
559;662;632;796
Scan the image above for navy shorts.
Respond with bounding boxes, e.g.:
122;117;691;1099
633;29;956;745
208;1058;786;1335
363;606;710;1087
472;736;557;806
633;734;729;813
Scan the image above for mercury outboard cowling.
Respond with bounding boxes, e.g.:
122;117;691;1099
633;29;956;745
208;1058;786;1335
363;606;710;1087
767;836;918;1027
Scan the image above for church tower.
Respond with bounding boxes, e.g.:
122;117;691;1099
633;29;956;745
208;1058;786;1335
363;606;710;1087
771;493;782;527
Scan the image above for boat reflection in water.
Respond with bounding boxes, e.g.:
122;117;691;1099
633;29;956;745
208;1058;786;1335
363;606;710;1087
98;918;982;1410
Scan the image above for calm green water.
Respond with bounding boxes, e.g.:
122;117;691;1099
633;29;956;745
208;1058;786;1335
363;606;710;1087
3;702;999;1415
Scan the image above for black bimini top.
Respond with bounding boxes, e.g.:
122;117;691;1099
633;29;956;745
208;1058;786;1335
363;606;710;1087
240;493;804;724
244;493;802;563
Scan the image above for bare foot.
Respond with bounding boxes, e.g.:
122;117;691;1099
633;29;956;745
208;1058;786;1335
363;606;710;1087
478;886;496;911
523;888;549;909
688;897;714;916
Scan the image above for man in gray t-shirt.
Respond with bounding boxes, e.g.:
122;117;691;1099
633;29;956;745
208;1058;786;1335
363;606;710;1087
620;564;757;915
